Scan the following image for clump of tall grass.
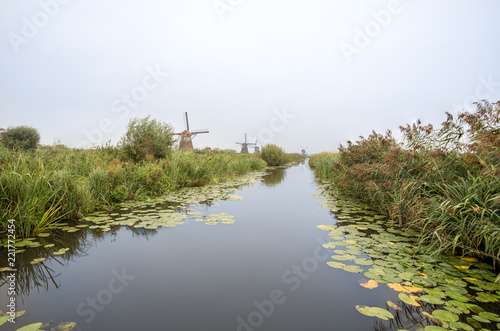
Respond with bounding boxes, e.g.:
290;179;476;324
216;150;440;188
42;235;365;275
313;100;500;266
309;152;339;180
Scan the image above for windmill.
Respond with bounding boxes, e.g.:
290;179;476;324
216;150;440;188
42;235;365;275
174;112;209;150
253;140;260;153
301;146;308;155
236;133;256;154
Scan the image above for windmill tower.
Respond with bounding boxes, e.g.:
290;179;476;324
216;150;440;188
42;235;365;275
301;146;308;155
236;133;256;154
253;141;260;153
174;112;209;150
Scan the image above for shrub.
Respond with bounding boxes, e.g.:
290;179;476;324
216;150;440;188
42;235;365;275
261;144;287;166
119;116;175;161
1;126;40;151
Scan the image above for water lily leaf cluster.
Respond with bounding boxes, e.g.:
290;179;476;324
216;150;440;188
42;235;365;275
314;184;500;330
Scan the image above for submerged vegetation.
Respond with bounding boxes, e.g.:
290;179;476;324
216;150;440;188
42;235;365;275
311;100;500;267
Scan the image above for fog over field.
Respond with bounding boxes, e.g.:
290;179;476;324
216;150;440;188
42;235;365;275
1;0;500;153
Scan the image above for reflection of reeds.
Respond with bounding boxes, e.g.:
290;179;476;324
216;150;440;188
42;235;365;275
0;227;97;298
312;101;500;266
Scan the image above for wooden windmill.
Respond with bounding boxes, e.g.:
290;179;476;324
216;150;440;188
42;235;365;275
301;146;308;155
236;133;256;154
174;112;209;150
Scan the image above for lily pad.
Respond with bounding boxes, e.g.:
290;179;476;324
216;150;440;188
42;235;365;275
327;261;346;269
387;301;402;311
431;309;459;323
355;305;394;320
448;321;474;331
477;311;500;322
49;322;77;331
398;293;420;307
446;292;469;302
359;279;378;289
343;265;364;273
419;295;445;305
15;323;43;331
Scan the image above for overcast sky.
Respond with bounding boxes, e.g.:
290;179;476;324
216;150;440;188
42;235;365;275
1;0;500;153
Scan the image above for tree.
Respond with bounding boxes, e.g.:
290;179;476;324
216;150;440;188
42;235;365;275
119;116;175;161
1;126;40;151
261;144;288;166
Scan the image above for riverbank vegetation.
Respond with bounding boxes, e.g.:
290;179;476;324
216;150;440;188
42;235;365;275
0;116;305;238
311;101;500;267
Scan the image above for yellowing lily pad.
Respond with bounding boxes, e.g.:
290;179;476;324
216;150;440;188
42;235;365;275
398;293;420;306
359;279;378;289
49;322;77;330
387;301;402;310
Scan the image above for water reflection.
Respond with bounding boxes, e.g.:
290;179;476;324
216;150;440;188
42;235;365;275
0;224;159;299
261;167;286;187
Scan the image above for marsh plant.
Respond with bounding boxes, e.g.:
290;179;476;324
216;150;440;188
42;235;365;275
0;142;266;237
312;100;500;266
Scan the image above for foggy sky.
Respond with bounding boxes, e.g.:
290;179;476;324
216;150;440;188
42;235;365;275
1;0;500;154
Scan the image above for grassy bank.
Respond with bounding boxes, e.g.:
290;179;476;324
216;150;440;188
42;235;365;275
311;101;500;267
0;145;267;237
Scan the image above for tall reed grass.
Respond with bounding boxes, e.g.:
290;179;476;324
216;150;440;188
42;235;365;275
312;100;500;267
0;146;266;237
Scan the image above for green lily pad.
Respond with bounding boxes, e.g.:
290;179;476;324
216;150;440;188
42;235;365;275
424;326;447;331
53;248;70;255
471;314;491;323
44;244;55;248
431;309;459;323
419;295;445;305
327;261;346;269
30;258;46;265
476;292;499;303
446;292;469;302
0;315;9;326
343;265;364;273
477;311;500;322
355;305;394;320
449;321;474;331
354;258;373;266
15;323;43;331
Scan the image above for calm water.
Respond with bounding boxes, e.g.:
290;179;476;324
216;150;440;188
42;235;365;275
1;164;494;330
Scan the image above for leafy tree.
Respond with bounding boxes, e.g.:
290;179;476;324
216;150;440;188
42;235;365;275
119;116;175;161
261;144;288;166
1;126;40;151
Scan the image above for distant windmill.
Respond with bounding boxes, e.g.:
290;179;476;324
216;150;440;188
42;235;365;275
174;112;209;150
301;146;308;155
253;140;260;153
236;133;256;154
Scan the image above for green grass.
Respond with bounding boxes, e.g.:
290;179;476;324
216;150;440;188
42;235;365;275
311;101;500;267
0;145;266;238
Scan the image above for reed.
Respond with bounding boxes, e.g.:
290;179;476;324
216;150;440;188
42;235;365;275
0;146;266;237
312;100;500;266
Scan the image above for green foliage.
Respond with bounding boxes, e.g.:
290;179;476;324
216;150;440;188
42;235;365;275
312;100;500;266
261;144;288;166
119;116;175;161
1;126;40;151
309;152;339;180
0;145;266;238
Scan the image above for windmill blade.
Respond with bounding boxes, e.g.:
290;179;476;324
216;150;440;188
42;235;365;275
191;129;209;134
184;112;190;131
